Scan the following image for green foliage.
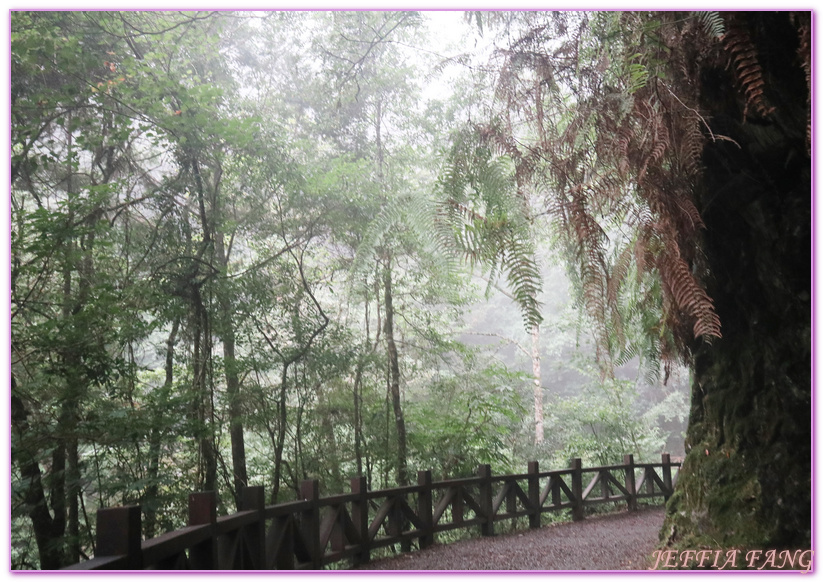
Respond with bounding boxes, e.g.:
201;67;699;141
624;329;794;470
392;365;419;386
350;189;459;295
545;358;688;467
624;53;649;95
693;11;725;39
408;359;527;478
437;126;543;330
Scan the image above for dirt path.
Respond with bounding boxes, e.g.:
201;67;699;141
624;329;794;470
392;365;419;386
356;506;666;571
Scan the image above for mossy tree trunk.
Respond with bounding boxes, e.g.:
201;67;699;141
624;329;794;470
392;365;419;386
664;11;811;551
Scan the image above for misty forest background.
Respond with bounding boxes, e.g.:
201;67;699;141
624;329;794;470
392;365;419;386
10;11;810;569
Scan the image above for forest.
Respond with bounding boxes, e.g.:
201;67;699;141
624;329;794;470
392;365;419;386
9;11;811;570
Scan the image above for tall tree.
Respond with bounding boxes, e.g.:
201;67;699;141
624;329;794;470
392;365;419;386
307;11;430;487
664;11;811;550
11;10;300;562
11;11;167;565
460;10;810;549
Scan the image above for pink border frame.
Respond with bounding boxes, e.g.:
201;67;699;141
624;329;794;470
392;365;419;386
3;6;816;578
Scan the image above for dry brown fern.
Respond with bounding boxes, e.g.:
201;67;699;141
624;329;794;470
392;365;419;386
680;117;707;176
722;18;775;119
474;11;726;373
791;12;811;156
650;121;670;166
660;246;721;339
616;121;633;176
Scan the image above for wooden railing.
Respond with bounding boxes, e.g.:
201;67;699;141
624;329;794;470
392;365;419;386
64;453;679;570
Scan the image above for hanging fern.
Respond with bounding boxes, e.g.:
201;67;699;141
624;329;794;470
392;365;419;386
455;11;725;379
437;125;543;330
722;17;775;118
625;53;649;94
693;11;725;39
350;189;459;288
659;247;721;340
791;12;811;156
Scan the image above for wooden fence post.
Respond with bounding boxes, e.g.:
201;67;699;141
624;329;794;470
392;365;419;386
599;468;609;499
452;481;464;527
300;479;322;569
417;470;434;549
527;461;540;529
96;505;142;569
478;464;494;537
550;471;562;508
570;458;584;521
350;476;370;566
661;453;673;501
395;494;411;552
242;486;266;569
623;455;637;512
188;491;217;569
384;493;403;549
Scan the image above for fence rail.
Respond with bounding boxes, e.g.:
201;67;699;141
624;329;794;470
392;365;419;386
63;453;680;570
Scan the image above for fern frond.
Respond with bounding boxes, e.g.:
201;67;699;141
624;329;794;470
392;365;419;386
792;12;812;156
615;122;633;176
608;241;634;307
676;197;705;232
659;248;721;340
722;20;775;118
466;12;728;372
649;121;669;165
350;196;404;275
352;191;459;284
624;53;649;94
680;117;706;176
614;342;639;368
692;11;725;39
437;125;543;329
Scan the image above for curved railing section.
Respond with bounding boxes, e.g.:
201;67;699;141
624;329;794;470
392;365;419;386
63;453;680;570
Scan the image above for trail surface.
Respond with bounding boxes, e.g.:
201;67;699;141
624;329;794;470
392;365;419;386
356;506;666;571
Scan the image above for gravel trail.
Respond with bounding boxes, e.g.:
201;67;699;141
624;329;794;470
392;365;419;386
356;506;666;571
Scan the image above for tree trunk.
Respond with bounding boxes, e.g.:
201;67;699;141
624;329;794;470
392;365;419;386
60;125;81;565
314;381;342;489
214;232;248;508
664;11;811;551
192;295;217;493
353;358;365;476
11;378;65;570
144;432;162;538
223;322;248;503
144;319;179;539
65;431;79;564
383;262;408;486
354;288;376;478
271;363;289;503
531;324;544;445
